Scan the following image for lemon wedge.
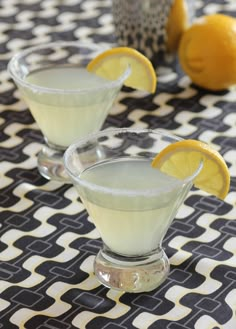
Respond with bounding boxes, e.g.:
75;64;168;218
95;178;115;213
151;139;230;200
87;47;157;93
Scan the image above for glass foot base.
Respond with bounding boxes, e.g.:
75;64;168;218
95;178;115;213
37;146;70;182
94;248;169;293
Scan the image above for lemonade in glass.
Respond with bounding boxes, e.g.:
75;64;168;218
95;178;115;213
64;128;202;292
8;42;129;181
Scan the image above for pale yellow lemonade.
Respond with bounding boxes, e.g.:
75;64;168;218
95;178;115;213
78;157;191;256
22;66;119;148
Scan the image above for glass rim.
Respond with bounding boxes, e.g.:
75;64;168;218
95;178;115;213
64;128;203;197
7;41;131;94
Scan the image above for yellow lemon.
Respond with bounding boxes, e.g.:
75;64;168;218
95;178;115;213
178;14;236;91
166;0;189;53
87;47;157;93
152;139;230;200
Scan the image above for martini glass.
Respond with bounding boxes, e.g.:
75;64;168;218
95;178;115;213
64;128;202;293
8;41;129;181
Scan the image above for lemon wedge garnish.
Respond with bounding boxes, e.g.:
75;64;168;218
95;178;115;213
87;47;157;93
151;139;230;200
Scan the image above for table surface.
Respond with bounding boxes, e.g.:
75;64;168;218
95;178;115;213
0;0;236;328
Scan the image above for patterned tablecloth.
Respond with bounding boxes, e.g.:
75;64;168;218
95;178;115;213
0;0;236;328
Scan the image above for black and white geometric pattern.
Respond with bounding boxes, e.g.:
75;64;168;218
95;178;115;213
0;0;236;328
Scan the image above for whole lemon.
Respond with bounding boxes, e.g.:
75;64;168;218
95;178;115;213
166;0;189;53
178;14;236;91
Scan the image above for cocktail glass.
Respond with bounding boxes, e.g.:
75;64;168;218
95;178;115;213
64;128;202;293
8;41;129;181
